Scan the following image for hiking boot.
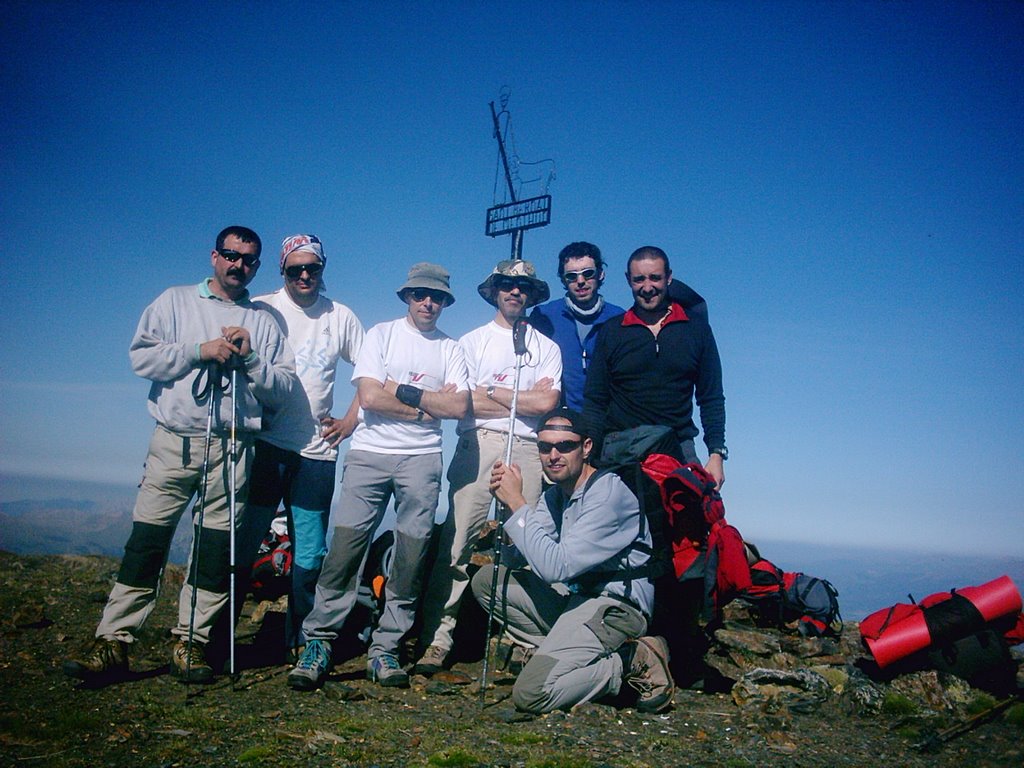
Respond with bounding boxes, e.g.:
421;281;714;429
412;645;448;676
624;636;675;713
63;638;128;681
288;639;332;691
507;644;535;675
367;653;409;688
285;643;306;666
170;639;214;683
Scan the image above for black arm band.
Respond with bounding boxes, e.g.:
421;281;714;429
395;384;424;408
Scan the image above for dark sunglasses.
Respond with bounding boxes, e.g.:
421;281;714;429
562;268;598;284
217;249;260;267
495;277;533;293
284;262;324;279
537;439;582;455
409;288;449;304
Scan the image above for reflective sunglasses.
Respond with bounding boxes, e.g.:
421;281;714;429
537;439;583;454
562;268;598;284
494;277;534;293
284;262;324;279
217;249;260;267
409;288;449;304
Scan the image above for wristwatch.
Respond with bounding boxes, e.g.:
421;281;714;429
486;385;496;400
710;447;729;461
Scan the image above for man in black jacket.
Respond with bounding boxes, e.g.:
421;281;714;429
583;245;727;488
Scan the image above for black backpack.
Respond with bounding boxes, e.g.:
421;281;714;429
586;425;684;583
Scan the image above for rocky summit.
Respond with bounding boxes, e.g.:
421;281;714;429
1;551;1022;767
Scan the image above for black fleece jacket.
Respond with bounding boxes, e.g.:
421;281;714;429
583;301;725;455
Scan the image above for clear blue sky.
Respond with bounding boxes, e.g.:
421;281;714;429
2;2;1022;556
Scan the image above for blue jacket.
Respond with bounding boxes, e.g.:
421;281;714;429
529;297;625;411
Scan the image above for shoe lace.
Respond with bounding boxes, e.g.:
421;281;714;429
297;641;330;671
91;640;120;665
375;654;401;671
626;655;655;696
176;642;206;666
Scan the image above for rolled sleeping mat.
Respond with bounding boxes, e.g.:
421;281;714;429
859;575;1021;669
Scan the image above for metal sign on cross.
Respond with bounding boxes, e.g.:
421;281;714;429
485;96;553;260
485;194;551;238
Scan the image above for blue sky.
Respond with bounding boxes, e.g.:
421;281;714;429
2;2;1022;556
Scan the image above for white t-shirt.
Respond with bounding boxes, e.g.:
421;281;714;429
457;320;562;439
253;289;364;460
350;316;469;455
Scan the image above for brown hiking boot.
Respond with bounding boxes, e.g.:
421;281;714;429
171;639;214;683
506;644;535;675
412;645;449;676
63;638;129;681
624;636;675;713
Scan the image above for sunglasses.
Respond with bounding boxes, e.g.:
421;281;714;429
217;249;260;267
494;277;534;294
537;439;582;455
562;268;598;284
409;288;449;304
284;262;324;279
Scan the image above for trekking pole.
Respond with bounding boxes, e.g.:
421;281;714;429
226;353;243;681
186;361;223;688
480;317;529;702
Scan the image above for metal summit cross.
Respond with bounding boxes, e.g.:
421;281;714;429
485;90;554;260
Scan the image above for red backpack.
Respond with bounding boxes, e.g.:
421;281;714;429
740;546;843;637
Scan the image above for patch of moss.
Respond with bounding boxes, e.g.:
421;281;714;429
1005;703;1024;727
525;758;594;768
881;692;917;717
965;692;997;716
500;731;547;745
894;724;922;740
238;744;274;763
428;747;486;767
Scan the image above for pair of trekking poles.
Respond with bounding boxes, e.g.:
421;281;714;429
187;354;245;685
480;317;530;700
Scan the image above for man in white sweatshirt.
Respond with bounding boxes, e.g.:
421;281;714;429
64;226;296;684
242;234;365;653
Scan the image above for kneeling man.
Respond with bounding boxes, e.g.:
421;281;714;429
473;408;674;714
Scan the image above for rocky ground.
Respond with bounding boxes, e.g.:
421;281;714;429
1;552;1022;768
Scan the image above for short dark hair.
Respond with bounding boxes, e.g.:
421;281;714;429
626;245;671;274
557;241;604;279
216;226;262;256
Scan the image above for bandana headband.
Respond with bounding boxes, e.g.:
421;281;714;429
279;234;326;271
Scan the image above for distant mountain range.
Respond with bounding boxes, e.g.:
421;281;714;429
1;494;195;566
2;474;1021;621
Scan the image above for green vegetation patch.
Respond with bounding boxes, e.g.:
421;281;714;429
1005;703;1024;728
499;730;547;745
525;756;595;768
427;747;487;766
238;744;275;763
881;693;917;717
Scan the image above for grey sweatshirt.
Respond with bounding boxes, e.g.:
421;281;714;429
129;281;296;436
504;470;654;617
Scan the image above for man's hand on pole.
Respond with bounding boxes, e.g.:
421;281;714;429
490;460;527;512
220;326;252;357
